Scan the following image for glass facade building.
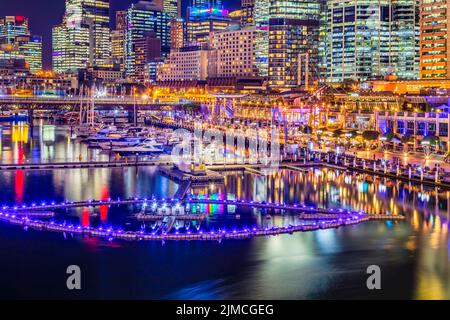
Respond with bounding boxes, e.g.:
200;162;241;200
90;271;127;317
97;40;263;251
16;35;42;73
420;0;449;79
52;23;67;73
0;16;30;44
0;16;42;73
125;1;171;78
187;7;231;46
192;0;223;8
268;0;320;88
164;0;181;18
241;0;255;27
253;0;270;77
52;0;111;73
325;0;419;83
395;0;420;79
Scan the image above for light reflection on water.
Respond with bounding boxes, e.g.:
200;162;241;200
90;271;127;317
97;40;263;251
0;122;449;299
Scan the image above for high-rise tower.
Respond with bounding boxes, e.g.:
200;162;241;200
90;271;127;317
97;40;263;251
52;0;111;73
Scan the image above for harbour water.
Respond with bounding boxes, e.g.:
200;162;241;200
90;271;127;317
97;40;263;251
0;122;449;299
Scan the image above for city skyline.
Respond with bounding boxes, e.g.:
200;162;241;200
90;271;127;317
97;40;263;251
0;0;240;69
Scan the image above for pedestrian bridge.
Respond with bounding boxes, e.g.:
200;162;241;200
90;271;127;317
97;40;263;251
0;96;197;111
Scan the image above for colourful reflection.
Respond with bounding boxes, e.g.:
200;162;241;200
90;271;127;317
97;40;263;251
99;186;109;222
14;143;25;203
81;207;90;227
11;124;29;144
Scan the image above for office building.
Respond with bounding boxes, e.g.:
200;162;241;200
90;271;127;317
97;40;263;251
170;18;185;51
0;16;30;44
209;28;263;78
268;0;320;88
157;46;209;82
0;16;42;73
420;0;450;79
111;11;127;71
134;31;162;82
52;0;111;73
164;0;181;18
16;35;42;73
325;0;419;83
125;1;171;78
241;0;255;27
187;7;231;46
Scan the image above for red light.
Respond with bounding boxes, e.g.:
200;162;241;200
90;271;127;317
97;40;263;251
15;16;25;23
99;186;109;222
81;208;90;227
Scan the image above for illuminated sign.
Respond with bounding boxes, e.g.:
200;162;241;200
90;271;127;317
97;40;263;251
190;7;229;17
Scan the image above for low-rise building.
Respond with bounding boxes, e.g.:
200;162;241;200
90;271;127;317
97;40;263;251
157;46;209;83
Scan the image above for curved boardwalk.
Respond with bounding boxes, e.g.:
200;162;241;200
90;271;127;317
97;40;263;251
0;197;404;242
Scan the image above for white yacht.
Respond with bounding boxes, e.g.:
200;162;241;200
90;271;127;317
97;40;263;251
112;139;164;155
98;137;144;150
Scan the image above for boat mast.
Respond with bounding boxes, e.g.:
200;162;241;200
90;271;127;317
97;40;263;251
79;84;84;126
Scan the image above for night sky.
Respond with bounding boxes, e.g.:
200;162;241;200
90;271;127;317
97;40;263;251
0;0;240;69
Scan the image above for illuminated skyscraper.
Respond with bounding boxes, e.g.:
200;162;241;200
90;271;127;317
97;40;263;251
187;7;231;46
318;0;328;81
0;16;42;73
116;11;127;30
112;30;126;71
52;0;111;73
125;1;171;79
268;0;320;88
325;0;419;82
209;28;264;77
241;0;255;27
393;0;419;79
0;16;30;44
133;31;162;82
112;11;127;71
170;18;185;50
164;0;181;18
52;23;68;73
420;0;449;79
254;0;269;27
16;35;42;73
192;0;223;8
253;0;270;78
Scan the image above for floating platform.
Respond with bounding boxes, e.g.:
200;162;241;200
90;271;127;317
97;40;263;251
135;213;206;221
0;160;174;171
159;166;224;186
0;197;406;242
